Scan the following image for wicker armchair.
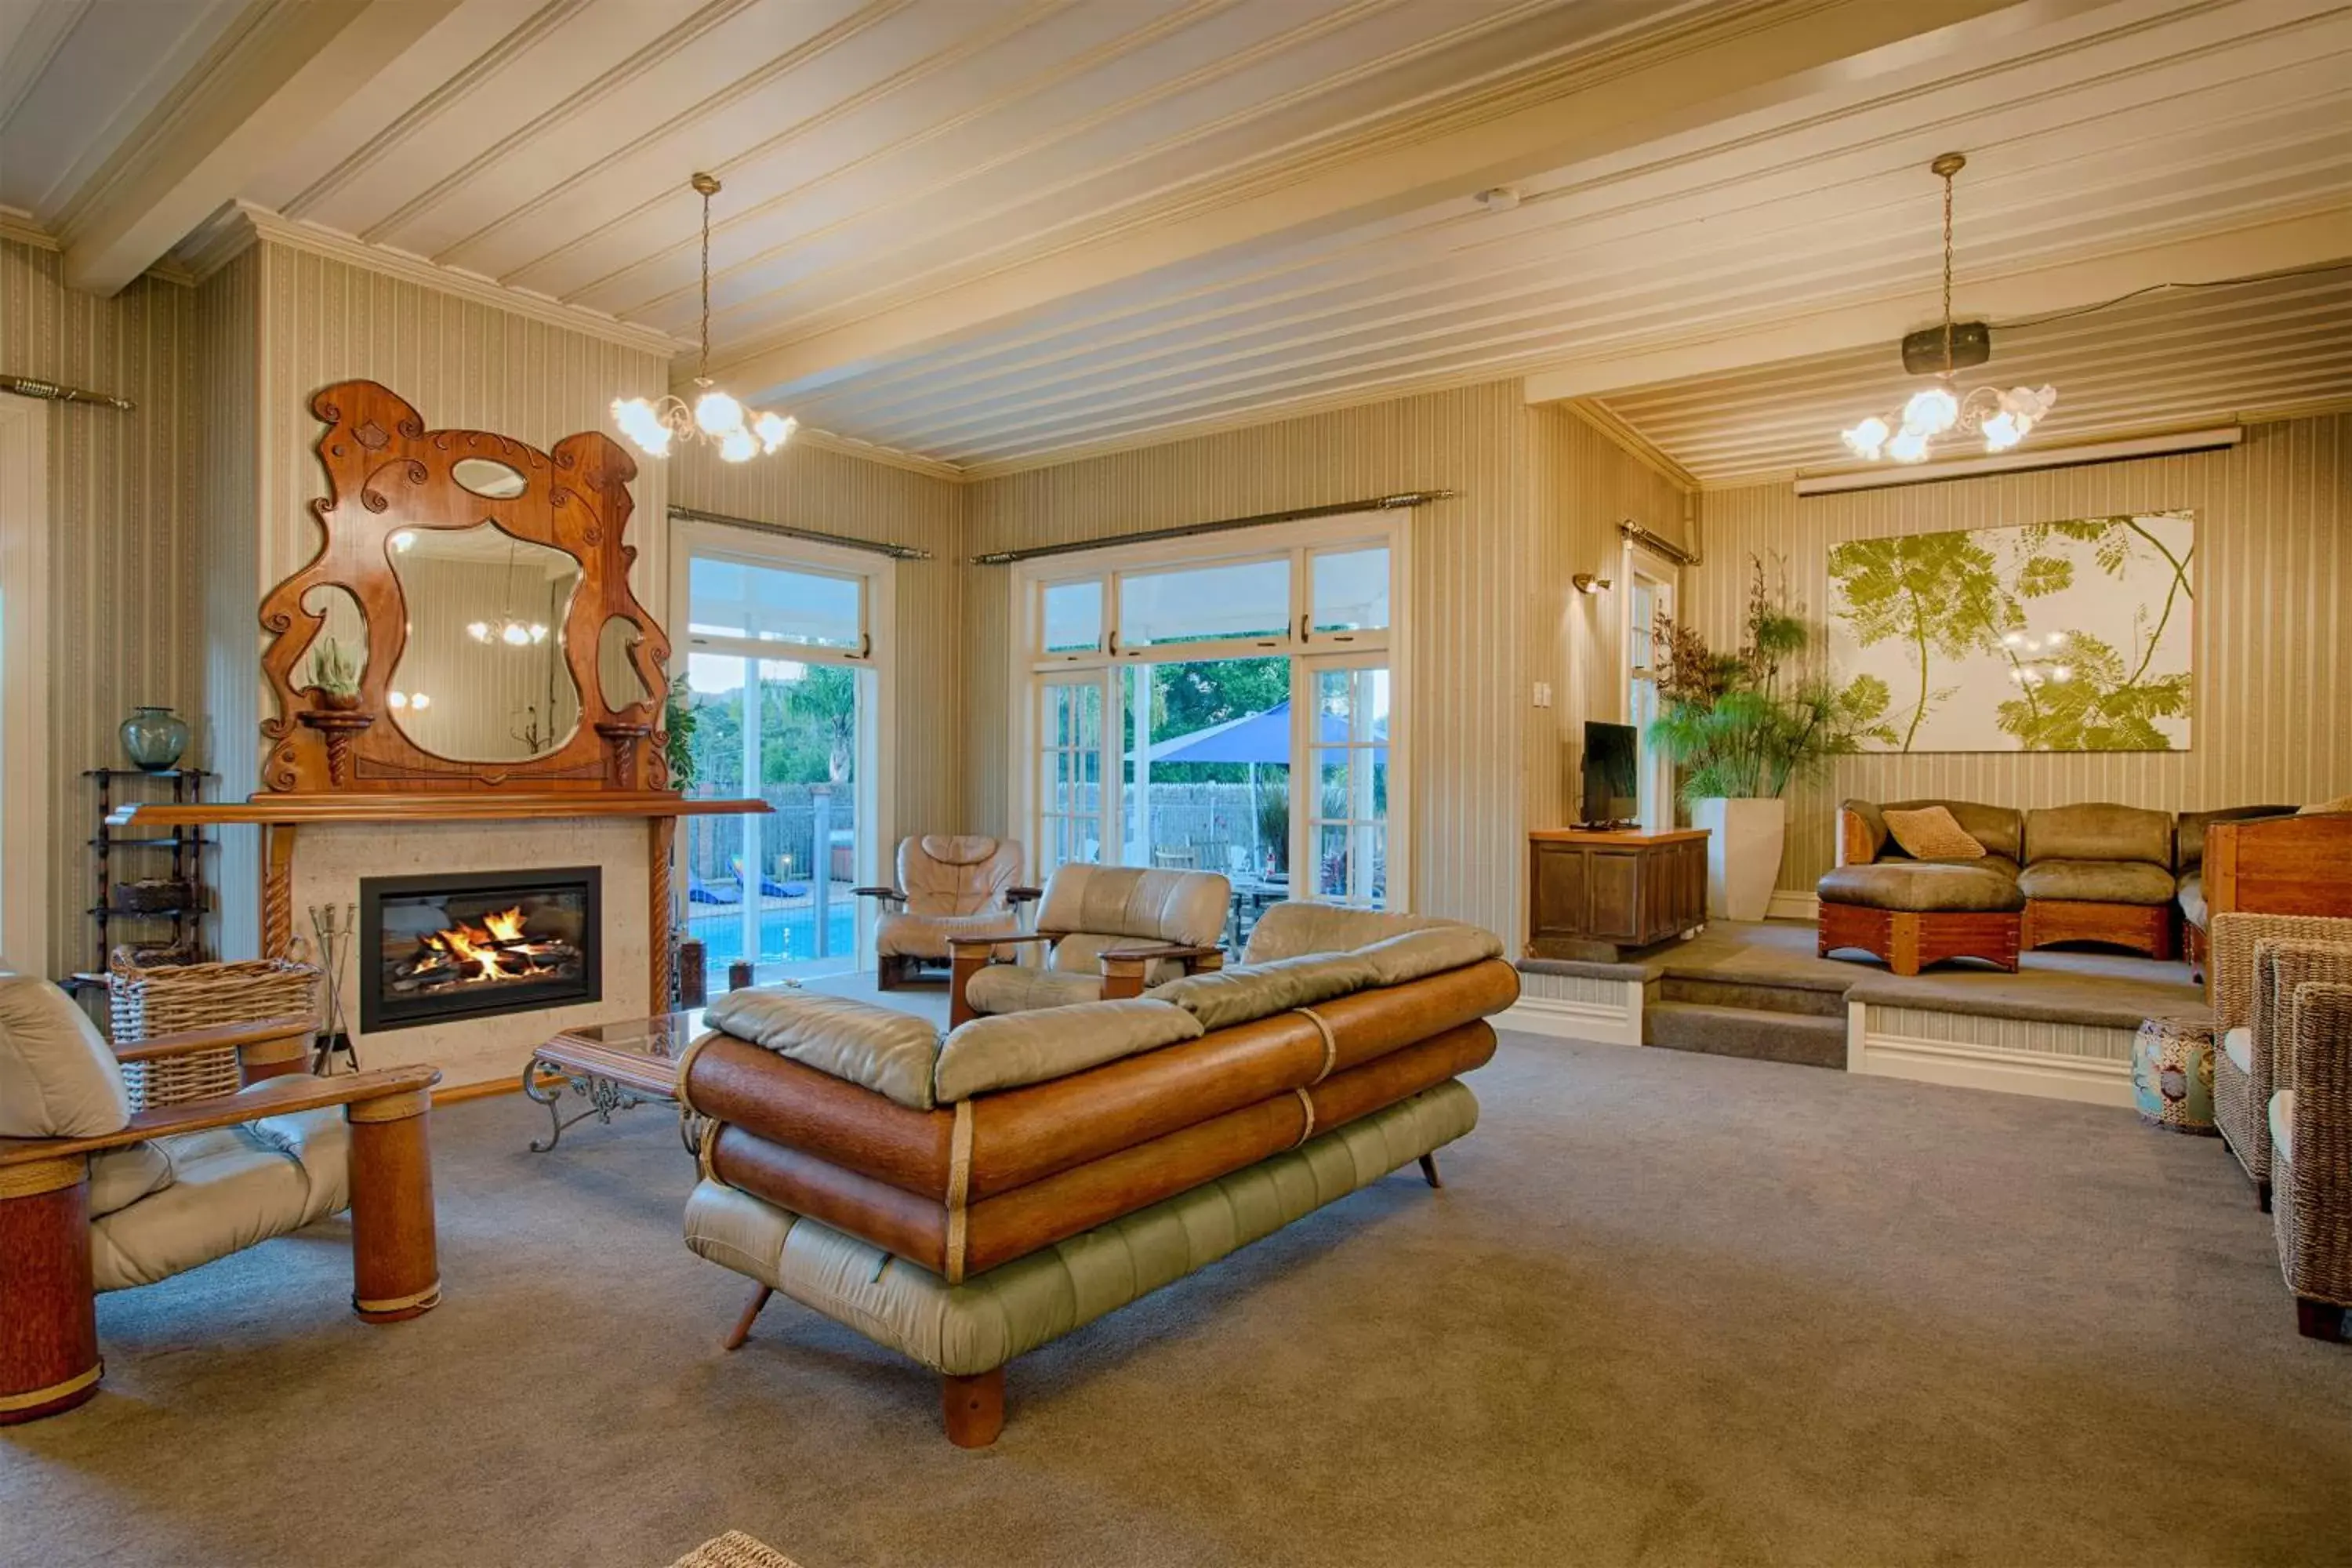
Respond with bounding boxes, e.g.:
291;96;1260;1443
2209;913;2352;1208
2275;980;2352;1342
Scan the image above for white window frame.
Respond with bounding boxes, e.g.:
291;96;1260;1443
1004;512;1411;909
1621;539;1679;831
669;519;895;971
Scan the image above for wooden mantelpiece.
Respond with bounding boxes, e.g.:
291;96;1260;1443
111;793;767;1008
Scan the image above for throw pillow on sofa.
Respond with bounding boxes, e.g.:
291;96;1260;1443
1882;805;1987;862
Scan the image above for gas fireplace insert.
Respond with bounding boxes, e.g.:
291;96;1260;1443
359;867;601;1033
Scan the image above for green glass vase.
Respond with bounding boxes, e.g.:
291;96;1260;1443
120;706;191;772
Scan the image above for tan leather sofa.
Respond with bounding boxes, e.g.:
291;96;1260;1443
0;962;441;1423
949;862;1229;1024
677;901;1514;1444
856;835;1034;989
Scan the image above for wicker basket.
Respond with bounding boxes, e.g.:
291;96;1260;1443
107;943;321;1110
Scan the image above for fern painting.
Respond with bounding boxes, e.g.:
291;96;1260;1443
1825;510;2194;753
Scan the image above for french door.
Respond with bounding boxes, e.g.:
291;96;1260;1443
1012;516;1405;912
670;522;891;980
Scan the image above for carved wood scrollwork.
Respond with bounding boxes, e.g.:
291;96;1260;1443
258;381;673;797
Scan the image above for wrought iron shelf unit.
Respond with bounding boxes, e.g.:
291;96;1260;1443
82;767;216;985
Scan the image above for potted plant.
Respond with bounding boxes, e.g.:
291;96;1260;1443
307;637;363;711
662;673;699;793
1648;557;1893;921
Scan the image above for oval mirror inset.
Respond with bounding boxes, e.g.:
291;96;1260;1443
451;456;528;499
387;522;583;763
298;583;368;707
597;615;653;711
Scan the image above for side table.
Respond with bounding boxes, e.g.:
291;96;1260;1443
525;1009;707;1154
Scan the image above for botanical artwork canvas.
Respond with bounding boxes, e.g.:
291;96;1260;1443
1825;510;2194;752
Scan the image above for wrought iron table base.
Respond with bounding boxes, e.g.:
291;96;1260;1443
522;1058;700;1155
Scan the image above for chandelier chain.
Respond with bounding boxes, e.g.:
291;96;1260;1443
1940;162;1955;377
698;184;712;383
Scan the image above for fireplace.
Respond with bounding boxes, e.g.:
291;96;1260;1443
360;867;601;1032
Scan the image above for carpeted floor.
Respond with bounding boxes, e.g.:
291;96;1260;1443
5;1036;2347;1567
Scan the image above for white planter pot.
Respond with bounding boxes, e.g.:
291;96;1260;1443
1690;797;1788;923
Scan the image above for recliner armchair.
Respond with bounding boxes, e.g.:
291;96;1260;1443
0;962;441;1424
855;836;1037;990
949;862;1229;1025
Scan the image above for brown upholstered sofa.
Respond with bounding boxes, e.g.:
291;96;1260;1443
2016;803;2180;958
676;902;1515;1444
1817;799;2027;975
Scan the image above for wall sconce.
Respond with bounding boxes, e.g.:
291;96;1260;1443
1572;573;1612;596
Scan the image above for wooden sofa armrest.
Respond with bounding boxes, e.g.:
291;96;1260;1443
0;1064;441;1167
1097;942;1223;964
112;1014;320;1065
851;885;907;905
946;931;1059;950
1006;886;1044;905
1837;808;1875;868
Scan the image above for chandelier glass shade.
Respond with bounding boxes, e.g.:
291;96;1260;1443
1839;153;2056;466
612;173;796;464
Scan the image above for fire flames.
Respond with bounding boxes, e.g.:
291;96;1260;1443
422;906;531;982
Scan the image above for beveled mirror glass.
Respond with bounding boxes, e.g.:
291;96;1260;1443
387;523;583;761
597;614;652;710
451;456;529;499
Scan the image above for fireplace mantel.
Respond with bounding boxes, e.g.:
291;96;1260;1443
107;793;765;829
111;793;768;1010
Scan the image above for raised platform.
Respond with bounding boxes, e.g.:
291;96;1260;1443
1507;920;2202;1106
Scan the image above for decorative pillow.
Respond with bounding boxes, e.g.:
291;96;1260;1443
1882;805;1987;862
2300;794;2352;815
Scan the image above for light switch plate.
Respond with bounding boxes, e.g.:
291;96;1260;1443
1533;681;1552;708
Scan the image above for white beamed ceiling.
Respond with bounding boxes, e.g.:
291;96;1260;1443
2;0;2347;474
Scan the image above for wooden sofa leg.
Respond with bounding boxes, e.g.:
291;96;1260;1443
1417;1153;1444;1189
942;1367;1005;1448
0;1156;101;1425
347;1089;441;1323
949;949;986;1029
724;1284;773;1351
2296;1298;2347;1343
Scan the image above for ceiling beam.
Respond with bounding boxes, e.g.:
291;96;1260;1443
699;0;2080;402
59;0;459;296
1519;204;2352;405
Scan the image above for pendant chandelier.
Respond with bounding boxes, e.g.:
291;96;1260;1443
612;172;797;463
467;535;550;647
1840;153;2056;465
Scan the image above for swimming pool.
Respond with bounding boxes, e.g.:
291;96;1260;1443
687;905;858;968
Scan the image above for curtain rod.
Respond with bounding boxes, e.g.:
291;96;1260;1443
1619;520;1697;568
0;374;135;411
971;492;1454;565
667;504;932;561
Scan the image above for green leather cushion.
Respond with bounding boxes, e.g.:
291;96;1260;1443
684;1080;1478;1377
1817;861;2024;913
2016;859;2178;906
934;999;1203;1103
706;987;943;1111
1148;952;1380;1031
2024;803;2174;867
1878;799;2024;862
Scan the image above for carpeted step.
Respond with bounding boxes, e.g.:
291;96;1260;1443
1642;1000;1846;1069
1657;975;1847;1018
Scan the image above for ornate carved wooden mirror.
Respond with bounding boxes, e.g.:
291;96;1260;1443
259;381;671;795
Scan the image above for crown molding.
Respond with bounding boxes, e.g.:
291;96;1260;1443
1560;398;1698;494
175;201;691;358
0;205;57;251
786;424;968;485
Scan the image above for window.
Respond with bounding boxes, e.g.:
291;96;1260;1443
1624;549;1678;831
671;525;891;981
1011;515;1406;925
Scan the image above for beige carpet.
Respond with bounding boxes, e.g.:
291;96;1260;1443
4;1036;2347;1567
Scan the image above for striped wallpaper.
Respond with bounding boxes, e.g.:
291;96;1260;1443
1683;412;2351;893
2;238;197;975
962;382;1532;939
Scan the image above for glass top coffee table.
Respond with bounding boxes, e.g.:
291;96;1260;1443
524;1008;708;1154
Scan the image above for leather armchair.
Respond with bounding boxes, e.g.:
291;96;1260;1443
0;963;441;1424
855;836;1037;990
949;863;1230;1025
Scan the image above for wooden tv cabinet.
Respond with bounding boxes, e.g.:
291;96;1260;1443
1527;828;1708;961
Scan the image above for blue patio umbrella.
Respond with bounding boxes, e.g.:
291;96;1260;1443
1127;700;1388;868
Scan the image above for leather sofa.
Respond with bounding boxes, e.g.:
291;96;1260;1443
1817;798;2027;975
2017;803;2179;959
677;901;1515;1444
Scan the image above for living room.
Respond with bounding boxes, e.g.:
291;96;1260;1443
2;3;2348;1565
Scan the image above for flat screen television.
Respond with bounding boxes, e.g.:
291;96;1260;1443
1580;720;1640;828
